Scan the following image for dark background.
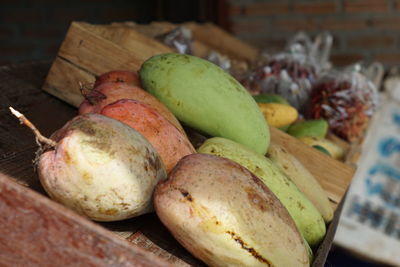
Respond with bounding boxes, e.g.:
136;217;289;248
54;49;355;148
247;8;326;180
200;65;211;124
0;0;393;266
2;0;400;68
0;0;225;65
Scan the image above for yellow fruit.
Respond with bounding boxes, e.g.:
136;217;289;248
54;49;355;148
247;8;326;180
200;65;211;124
298;136;345;160
258;103;298;128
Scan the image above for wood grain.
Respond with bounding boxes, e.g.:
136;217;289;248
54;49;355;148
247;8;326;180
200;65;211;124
128;232;191;267
81;23;173;58
43;57;94;107
42;22;175;108
59;22;171;74
270;126;355;206
0;172;171;267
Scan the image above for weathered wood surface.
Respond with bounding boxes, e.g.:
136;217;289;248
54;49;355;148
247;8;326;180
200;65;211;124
42;22;174;107
0;172;171;267
128;232;191;267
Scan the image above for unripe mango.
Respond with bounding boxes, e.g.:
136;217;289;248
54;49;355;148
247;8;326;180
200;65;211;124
287;119;329;138
267;143;333;223
253;93;289;105
139;53;270;155
298;136;345;160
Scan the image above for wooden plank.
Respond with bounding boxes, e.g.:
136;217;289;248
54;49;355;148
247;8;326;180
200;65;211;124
43;57;94;107
42;22;174;108
0;172;171;267
118;21;178;38
81;23;173;56
270;126;355;205
58;22;172;75
128;232;191;267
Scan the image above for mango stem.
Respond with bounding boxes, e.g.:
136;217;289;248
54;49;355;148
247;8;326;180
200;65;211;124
9;106;57;148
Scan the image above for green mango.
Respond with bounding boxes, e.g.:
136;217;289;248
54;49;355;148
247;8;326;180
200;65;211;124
198;137;326;247
279;124;291;132
288;119;329;138
313;145;332;156
253;93;290;105
140;53;270;155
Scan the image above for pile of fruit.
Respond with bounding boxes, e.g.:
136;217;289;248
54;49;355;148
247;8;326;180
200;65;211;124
241;32;379;151
253;93;345;160
14;53;335;267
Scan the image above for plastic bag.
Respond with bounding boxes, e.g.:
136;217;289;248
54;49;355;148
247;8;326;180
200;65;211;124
155;27;247;78
242;31;333;113
285;31;333;73
242;51;317;113
308;65;379;143
207;51;232;72
155;26;193;54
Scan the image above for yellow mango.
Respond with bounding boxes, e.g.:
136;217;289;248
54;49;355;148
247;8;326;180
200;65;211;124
258;103;298;128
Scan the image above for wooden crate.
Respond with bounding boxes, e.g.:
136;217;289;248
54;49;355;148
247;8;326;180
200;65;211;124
1;21;355;266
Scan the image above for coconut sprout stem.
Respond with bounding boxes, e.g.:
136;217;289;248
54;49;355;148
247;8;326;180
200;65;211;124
9;107;57;148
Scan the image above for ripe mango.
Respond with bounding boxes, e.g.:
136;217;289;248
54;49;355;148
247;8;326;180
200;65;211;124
100;99;195;173
38;114;166;222
79;82;185;135
257;102;298;128
154;153;310;267
198;137;326;247
139;53;269;155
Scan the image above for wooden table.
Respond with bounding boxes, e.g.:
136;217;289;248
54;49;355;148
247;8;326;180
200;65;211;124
0;61;342;266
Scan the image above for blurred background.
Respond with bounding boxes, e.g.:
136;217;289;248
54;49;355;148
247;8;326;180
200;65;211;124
2;0;400;68
1;0;399;266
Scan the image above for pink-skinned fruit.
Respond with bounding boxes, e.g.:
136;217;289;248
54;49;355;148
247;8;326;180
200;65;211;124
79;82;185;134
154;153;310;267
37;113;167;222
94;70;141;88
100;99;195;173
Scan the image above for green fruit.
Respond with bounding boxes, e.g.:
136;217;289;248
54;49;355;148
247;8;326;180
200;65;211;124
253;93;290;105
267;143;333;223
288;119;329;138
140;53;270;155
279;124;291;132
299;136;345;160
313;145;331;156
198;137;326;247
